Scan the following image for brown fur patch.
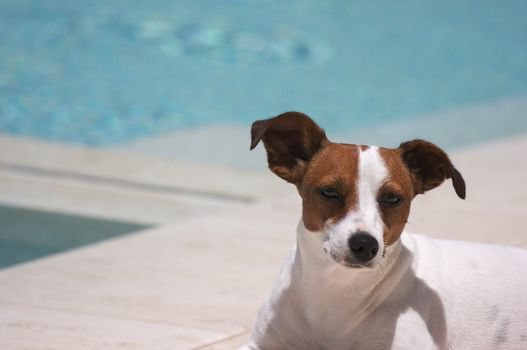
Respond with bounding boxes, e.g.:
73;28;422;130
300;143;360;232
378;147;415;245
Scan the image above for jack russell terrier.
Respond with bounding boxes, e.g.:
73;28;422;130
240;112;527;350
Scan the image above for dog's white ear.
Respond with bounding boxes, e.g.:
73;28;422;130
250;112;328;184
399;139;466;199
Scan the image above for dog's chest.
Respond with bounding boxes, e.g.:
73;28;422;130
282;301;438;350
284;273;400;349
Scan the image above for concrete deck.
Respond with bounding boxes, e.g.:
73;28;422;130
0;134;286;224
0;133;526;349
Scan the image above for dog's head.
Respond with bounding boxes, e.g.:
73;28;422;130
251;112;466;268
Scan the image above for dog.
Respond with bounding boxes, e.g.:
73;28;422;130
239;112;527;350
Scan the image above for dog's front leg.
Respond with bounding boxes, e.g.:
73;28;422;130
238;300;285;350
237;337;285;350
240;248;298;350
237;342;259;350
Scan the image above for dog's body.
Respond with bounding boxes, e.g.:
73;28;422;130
244;226;527;350
241;112;527;350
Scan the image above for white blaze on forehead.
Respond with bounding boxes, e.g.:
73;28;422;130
357;146;388;239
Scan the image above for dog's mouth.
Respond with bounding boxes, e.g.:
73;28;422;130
341;260;373;269
326;248;373;269
343;262;366;269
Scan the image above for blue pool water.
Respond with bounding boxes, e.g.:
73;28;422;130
0;204;148;268
1;0;526;145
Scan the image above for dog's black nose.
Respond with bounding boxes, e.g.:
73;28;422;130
348;232;379;263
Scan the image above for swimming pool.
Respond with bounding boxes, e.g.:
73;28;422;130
1;0;526;145
0;204;148;268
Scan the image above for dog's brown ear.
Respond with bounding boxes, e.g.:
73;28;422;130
399;139;466;199
250;112;328;184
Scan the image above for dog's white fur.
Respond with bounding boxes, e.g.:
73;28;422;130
241;146;527;350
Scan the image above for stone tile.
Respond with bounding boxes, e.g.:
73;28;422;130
0;171;244;225
114;125;269;170
0;303;229;350
0;134;285;200
516;240;527;249
193;332;250;350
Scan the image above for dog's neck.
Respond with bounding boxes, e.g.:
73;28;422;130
293;220;413;330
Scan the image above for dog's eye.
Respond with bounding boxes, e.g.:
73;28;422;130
379;193;403;207
319;187;340;200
